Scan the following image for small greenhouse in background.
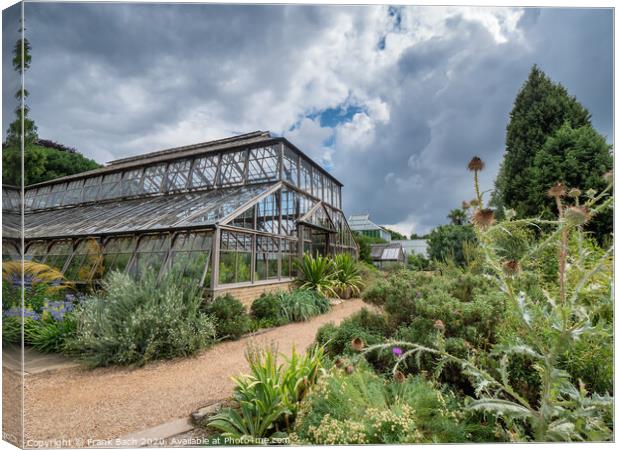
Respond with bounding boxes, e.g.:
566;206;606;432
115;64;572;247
2;131;358;298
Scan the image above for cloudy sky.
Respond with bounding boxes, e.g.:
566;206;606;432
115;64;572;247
2;2;613;235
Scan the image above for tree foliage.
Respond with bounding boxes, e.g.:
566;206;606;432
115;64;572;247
493;65;612;237
2;21;101;186
427;224;476;267
353;232;387;264
2;144;101;186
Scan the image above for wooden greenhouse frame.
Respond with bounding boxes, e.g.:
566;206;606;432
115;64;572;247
2;131;358;297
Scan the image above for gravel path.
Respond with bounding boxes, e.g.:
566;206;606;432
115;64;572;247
22;299;366;447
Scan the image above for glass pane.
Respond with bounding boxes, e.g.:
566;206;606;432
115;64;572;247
99;172;122;200
247;146;279;182
191;155;219;188
219;151;246;186
45;240;73;271
143;164;166;193
165;159;191;192
122;168;144;196
282;147;298;186
300;159;312;194
82;176;102;203
64;238;104;281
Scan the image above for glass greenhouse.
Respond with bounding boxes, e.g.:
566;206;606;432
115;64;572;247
2;131;358;296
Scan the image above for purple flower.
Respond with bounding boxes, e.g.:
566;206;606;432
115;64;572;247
392;347;403;358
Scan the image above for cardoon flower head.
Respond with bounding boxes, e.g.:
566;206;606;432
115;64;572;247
392;347;403;358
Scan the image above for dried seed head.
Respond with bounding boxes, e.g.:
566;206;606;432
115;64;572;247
472;208;495;229
564;206;591;226
568;188;581;198
345;365;355;375
547;182;566;198
502;259;521;275
603;171;613;184
334;358;344;368
351;337;364;352
433;319;445;332
469;198;480;208
394;370;406;383
467;156;485;172
462;200;470;210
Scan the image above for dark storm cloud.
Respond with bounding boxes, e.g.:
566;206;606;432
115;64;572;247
2;4;612;234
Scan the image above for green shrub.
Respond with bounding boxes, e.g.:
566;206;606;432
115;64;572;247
66;270;216;367
293;365;494;444
280;290;330;323
250;292;287;324
315;309;392;373
427;224;477;267
206;294;251;340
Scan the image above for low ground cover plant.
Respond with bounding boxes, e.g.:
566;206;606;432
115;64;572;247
292;364;496;444
66;270;216;367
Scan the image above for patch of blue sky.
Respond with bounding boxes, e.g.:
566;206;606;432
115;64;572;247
312;104;365;128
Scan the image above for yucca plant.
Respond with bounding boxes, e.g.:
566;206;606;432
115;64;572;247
294;253;338;298
333;253;364;299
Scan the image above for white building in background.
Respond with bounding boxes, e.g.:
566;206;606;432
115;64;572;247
391;239;428;258
348;213;392;242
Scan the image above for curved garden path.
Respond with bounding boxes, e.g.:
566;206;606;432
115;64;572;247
20;299;365;447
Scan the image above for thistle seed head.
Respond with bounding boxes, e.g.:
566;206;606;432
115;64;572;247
547;182;566;198
433;319;445;332
345;365;355;375
502;259;521;275
462;200;470;210
467;156;485;172
469;198;480;208
394;370;406;383
351;337;364;352
472;208;495;229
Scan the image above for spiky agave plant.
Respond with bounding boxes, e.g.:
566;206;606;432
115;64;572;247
294;253;339;298
333;253;364;299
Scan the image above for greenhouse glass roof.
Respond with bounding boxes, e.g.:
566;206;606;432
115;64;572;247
24;183;276;239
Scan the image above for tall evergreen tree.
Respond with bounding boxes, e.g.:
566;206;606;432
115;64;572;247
2;20;101;185
493;65;612;237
